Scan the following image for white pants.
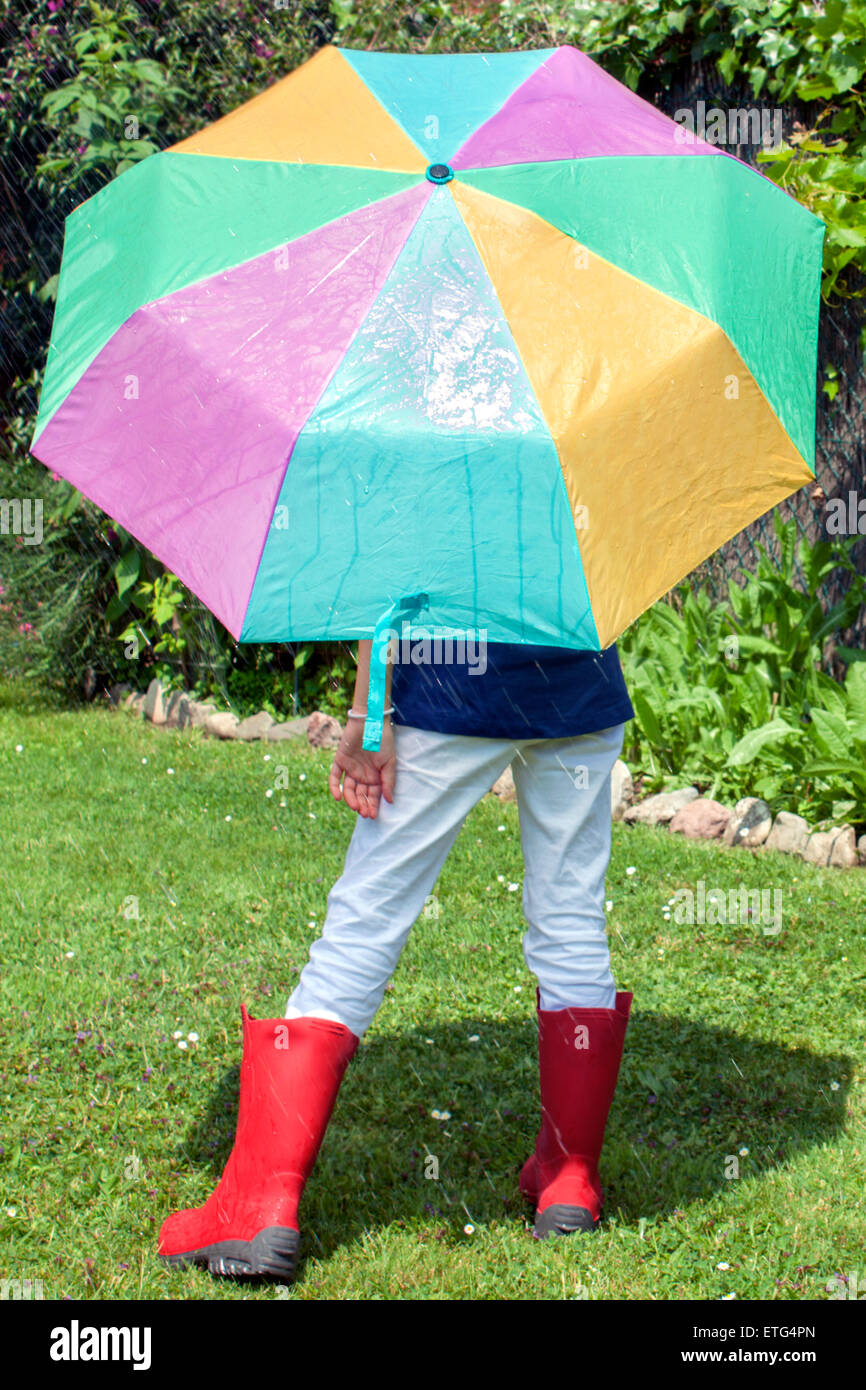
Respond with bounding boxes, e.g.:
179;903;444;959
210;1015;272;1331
286;721;626;1038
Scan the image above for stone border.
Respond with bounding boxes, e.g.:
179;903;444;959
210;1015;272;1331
611;762;865;871
109;678;343;750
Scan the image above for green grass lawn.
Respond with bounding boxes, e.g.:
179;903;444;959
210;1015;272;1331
0;679;864;1300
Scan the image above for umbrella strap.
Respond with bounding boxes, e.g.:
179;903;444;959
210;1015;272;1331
363;593;428;752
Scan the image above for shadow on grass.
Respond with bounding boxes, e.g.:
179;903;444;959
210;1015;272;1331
172;1008;853;1279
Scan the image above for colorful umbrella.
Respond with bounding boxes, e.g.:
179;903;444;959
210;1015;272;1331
29;43;825;750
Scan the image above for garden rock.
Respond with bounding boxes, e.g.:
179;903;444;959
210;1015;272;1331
144;678;166;725
610;760;634;821
307;711;342;749
669;798;731;839
492;765;516;803
124;692;147;715
108;682;132;705
266;717;310;741
204;711;239;740
859;834;866;867
235;710;275;741
830;826;858;868
765;811;810;856
803;824;857;869
182;700;217;729
624;787;698;826
723;797;773;847
163;691;189;728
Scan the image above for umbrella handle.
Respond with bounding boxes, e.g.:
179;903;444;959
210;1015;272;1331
362;592;429;752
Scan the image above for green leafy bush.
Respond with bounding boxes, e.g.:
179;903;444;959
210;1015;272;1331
620;516;866;825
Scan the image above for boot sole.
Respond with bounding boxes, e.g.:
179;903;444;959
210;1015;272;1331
161;1226;300;1281
533;1204;599;1239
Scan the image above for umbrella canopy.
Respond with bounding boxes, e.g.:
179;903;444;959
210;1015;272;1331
30;44;825;749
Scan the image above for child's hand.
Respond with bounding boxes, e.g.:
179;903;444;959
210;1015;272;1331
328;717;396;818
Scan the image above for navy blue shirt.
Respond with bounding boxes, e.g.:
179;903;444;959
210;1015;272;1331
390;641;633;740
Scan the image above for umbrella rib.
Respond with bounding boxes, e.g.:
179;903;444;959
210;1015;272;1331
305;233;374;296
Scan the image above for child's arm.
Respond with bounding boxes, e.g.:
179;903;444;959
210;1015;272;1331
328;639;396;818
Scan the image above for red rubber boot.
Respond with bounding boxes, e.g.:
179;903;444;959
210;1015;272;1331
520;991;632;1238
159;1005;358;1279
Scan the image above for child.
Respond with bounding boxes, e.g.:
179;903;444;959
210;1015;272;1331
159;637;634;1279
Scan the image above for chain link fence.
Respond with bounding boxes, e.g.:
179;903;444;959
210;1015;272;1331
653;61;866;646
